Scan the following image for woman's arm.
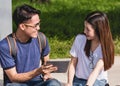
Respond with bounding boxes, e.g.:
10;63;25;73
86;59;104;86
66;56;78;86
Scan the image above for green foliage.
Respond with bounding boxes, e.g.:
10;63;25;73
12;0;120;58
49;36;74;59
114;37;120;55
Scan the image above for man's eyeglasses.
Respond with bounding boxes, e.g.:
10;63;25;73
89;52;94;69
24;22;40;29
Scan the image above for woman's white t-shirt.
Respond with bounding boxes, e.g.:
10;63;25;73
70;34;108;81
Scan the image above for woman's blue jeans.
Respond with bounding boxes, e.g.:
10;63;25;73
6;78;61;86
73;76;107;86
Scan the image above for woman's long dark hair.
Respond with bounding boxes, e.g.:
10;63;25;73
84;11;114;71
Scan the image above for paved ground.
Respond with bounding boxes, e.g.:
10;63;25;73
0;56;120;86
107;56;120;86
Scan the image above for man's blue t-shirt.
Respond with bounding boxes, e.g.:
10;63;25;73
0;36;50;85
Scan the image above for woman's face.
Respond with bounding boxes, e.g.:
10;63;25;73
84;21;97;40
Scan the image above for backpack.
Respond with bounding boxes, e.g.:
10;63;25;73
3;32;46;85
6;32;46;64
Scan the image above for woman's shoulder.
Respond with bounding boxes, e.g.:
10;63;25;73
75;33;86;40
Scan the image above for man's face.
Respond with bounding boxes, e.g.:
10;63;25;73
22;14;40;38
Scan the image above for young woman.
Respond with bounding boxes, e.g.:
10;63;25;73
66;11;114;86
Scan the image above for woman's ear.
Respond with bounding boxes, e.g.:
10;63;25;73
19;23;25;30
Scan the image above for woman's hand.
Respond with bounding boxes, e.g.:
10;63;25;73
65;83;72;86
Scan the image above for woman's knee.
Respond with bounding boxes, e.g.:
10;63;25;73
94;79;107;86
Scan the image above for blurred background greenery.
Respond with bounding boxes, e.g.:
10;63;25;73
12;0;120;59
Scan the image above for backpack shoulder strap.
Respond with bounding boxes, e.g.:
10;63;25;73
38;32;46;57
38;32;46;65
4;34;17;83
6;32;46;62
6;33;17;58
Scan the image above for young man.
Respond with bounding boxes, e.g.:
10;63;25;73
0;4;61;86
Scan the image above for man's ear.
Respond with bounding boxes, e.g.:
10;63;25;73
19;23;25;30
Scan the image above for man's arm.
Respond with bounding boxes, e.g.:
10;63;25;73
43;54;49;65
5;64;57;82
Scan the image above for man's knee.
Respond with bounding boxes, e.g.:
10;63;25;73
6;83;27;86
46;79;61;86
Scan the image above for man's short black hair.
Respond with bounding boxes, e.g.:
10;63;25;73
13;4;41;27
